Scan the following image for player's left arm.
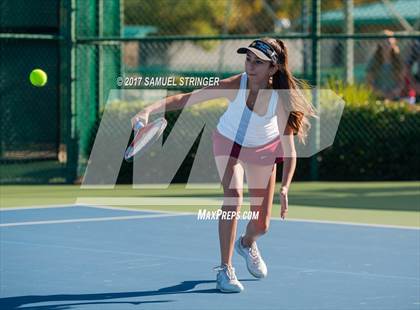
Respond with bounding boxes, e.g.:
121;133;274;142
279;125;297;190
276;100;297;219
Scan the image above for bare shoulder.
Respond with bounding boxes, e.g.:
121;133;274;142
275;93;287;115
188;74;242;103
218;74;242;89
275;93;290;129
205;74;242;102
222;74;242;101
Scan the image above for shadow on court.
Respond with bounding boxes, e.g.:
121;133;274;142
0;279;259;309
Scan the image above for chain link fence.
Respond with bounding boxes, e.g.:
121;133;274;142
1;0;419;183
0;1;68;183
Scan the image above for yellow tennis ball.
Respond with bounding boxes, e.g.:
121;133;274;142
29;69;48;87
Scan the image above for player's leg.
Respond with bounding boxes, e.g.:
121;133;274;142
214;155;245;266
234;162;276;278
214;155;245;292
243;163;276;246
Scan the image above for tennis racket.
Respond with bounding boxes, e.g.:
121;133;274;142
124;117;168;162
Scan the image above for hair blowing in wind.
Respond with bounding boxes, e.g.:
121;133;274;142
262;37;317;144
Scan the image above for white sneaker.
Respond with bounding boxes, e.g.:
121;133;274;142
235;235;268;278
214;264;244;293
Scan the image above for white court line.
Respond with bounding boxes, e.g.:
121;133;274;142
1;204;418;230
0;212;190;227
2;240;215;264
0;204;75;211
76;197;223;205
82;204;420;230
267;264;419;281
84;204;195;215
2;240;418;282
271;217;420;230
75;196;257;206
0;204;193;215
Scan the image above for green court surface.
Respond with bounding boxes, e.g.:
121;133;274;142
1;182;419;228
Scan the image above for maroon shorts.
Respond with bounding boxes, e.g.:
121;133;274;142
212;129;284;166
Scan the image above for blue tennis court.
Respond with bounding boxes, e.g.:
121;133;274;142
1;205;419;310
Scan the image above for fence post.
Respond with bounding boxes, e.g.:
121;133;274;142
74;0;99;180
60;0;77;183
98;0;122;111
302;0;310;79
345;0;354;84
311;0;320;181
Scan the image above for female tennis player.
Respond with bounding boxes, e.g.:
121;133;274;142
132;38;315;293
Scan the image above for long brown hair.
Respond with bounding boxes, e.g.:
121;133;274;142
261;37;316;144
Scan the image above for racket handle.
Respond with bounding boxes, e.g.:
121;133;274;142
134;120;145;132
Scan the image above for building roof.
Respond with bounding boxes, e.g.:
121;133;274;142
321;0;420;26
124;25;157;38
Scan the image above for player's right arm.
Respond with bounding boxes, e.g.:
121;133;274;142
131;74;241;127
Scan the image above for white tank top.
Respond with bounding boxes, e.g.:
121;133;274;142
216;72;279;147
